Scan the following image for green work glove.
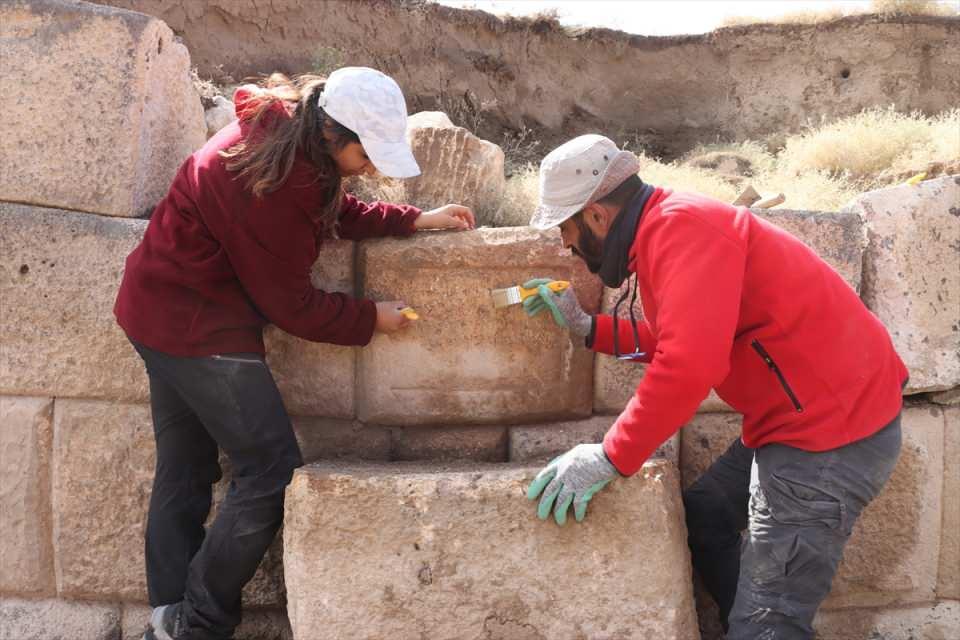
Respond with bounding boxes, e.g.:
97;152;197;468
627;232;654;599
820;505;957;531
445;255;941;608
522;278;592;336
526;443;619;525
522;278;565;327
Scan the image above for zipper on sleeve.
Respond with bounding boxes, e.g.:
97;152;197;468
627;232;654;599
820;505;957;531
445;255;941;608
751;339;804;413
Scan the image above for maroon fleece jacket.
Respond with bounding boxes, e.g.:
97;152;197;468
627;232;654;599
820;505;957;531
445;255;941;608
115;89;421;356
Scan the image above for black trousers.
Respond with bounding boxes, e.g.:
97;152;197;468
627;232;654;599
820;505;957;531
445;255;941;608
132;341;303;640
682;413;901;639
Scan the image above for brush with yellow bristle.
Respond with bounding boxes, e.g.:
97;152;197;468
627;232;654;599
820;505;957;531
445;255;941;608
490;280;570;308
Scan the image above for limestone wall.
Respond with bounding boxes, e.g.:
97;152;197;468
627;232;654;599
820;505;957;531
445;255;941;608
1;2;958;639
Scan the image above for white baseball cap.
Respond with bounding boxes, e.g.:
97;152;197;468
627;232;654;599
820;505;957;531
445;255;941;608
318;67;421;179
529;135;641;230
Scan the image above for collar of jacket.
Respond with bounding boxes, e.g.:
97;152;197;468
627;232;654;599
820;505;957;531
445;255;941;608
597;182;655;289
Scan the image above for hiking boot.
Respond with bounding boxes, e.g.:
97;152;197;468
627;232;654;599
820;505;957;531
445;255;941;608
143;602;188;640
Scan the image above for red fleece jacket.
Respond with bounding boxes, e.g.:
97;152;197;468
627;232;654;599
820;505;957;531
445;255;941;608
115;88;421;356
592;188;908;476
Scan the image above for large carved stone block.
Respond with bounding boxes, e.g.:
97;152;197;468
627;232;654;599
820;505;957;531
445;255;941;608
0;204;149;402
357;228;601;425
846;177;960;393
0;0;205;217
283;460;699;640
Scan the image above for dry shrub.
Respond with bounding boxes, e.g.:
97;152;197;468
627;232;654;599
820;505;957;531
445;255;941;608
488;163;539;228
871;0;960;16
683;141;777;177
722;7;849;27
780;106;958;181
353;107;955;225
751;169;859;213
722;0;956;27
191;67;223;109
638;156;740;203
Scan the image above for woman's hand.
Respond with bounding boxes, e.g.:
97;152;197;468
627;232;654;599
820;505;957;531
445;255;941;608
414;204;476;231
374;301;412;334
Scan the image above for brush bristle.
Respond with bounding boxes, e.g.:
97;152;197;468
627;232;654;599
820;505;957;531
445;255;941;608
490;286;522;308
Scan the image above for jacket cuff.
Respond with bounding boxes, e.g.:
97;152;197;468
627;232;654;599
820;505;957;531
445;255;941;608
355;299;379;346
585;316;597;349
601;437;630;477
401;209;422;236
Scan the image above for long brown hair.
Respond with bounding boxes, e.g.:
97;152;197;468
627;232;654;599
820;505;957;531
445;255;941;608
219;73;360;234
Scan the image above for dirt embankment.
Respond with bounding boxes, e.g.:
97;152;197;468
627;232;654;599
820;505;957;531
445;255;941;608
98;0;958;157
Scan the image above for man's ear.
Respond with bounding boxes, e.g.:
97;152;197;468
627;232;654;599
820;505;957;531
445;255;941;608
583;202;607;235
584;202;614;234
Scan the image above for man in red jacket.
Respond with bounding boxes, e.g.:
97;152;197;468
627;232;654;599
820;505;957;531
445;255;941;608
524;135;907;639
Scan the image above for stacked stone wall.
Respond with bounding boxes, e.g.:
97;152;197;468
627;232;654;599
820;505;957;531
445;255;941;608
1;2;958;639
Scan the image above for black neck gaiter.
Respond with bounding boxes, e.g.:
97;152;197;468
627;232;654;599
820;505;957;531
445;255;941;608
597;182;654;289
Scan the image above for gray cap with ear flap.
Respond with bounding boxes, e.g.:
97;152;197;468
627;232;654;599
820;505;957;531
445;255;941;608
530;135;641;230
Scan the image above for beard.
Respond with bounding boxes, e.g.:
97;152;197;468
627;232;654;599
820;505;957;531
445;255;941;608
572;216;604;273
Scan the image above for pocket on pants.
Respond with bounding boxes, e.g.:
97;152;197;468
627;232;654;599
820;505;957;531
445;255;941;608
766;471;846;533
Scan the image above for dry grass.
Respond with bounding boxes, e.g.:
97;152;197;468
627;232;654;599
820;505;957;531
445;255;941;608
779;106;959;180
871;0;960;16
491;163;540;227
190;67;223;109
352;107;956;225
722;0;957;27
638;156;741;203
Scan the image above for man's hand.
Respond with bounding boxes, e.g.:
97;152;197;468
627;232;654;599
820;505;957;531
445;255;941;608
527;443;619;525
374;301;412;334
522;278;592;337
414;204;476;231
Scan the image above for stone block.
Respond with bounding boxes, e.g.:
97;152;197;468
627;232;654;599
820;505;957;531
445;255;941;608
0;396;55;597
0;204;149;402
122;604;292;640
826;405;945;609
52;400;154;600
404;111;505;216
53;400;284;605
390;425;508;462
509;415;679;467
754;209;866;292
357;228;602;425
283;460;699;640
0;0;205;217
264;240;357;419
293;418;391;463
679;407;947;609
0;598;121;640
845;177;960;393
679;413;744;489
939;406;959;599
813;601;960;640
595;209;865;416
930;387;960;406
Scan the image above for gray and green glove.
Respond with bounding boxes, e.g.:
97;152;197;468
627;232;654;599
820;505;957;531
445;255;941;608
526;443;619;525
522;278;592;337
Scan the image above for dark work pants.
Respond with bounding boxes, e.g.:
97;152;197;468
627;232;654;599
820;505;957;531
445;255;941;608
132;341;303;640
682;413;901;639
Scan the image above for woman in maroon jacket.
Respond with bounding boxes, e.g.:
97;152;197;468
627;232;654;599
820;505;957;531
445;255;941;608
116;67;474;640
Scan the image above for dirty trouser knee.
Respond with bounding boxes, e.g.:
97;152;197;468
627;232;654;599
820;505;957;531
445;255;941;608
132;341;303;640
727;413;902;640
682;437;754;631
